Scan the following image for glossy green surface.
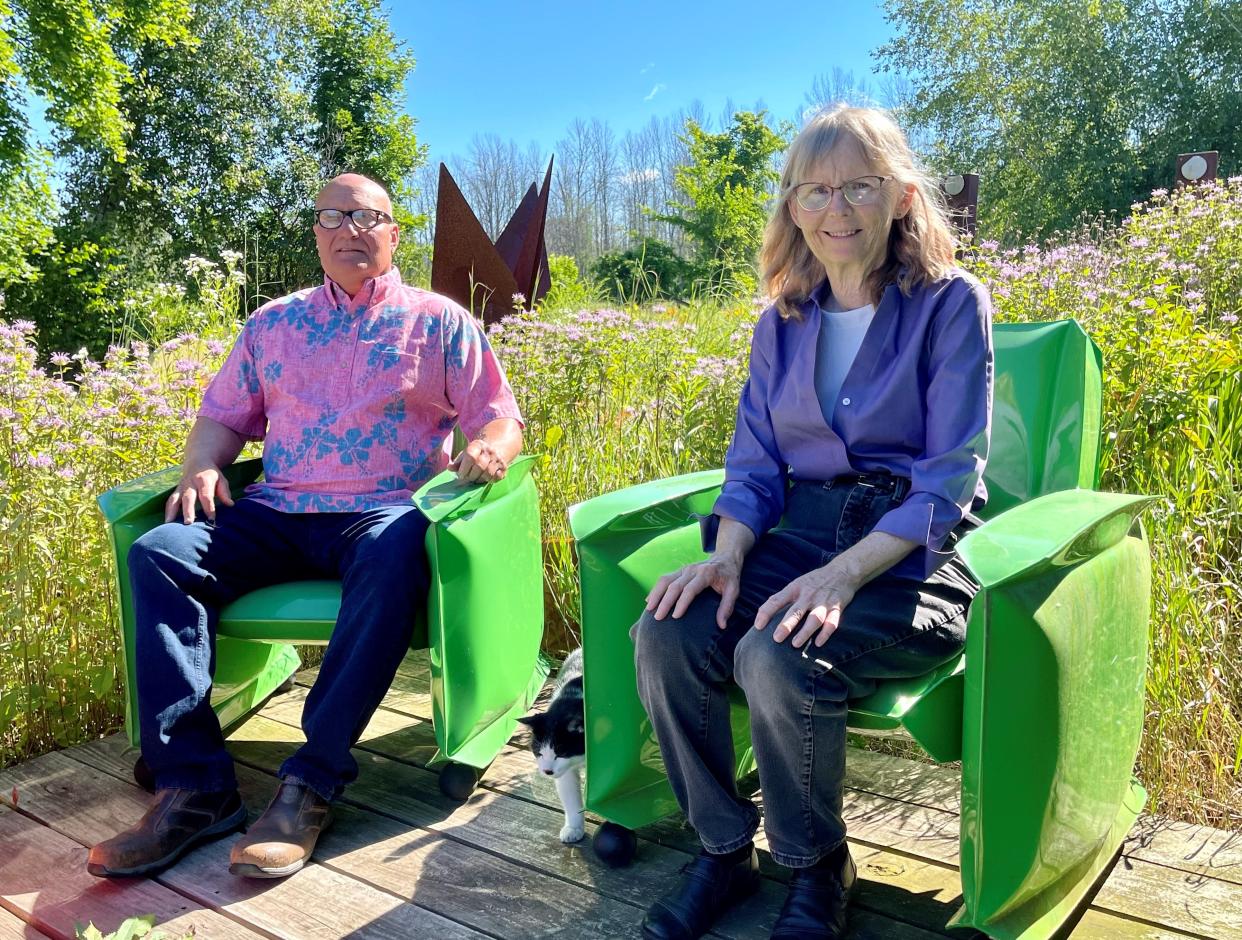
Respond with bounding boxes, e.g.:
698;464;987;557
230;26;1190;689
571;320;1153;938
99;455;547;770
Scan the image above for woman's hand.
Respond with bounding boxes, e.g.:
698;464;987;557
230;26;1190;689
646;553;744;629
753;563;861;649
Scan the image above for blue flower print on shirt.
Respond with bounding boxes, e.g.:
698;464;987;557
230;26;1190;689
299;424;338;461
336;427;374;465
237;360;261;394
369;419;399;448
263;361;283;383
367;343;403;370
382;398;406;423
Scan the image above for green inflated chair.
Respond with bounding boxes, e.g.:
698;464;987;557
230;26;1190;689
98;454;548;799
570;319;1155;939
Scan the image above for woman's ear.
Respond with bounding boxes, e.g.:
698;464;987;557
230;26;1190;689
893;183;917;220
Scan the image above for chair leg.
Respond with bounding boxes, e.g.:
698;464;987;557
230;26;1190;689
133;755;156;793
592;822;638;867
438;761;483;801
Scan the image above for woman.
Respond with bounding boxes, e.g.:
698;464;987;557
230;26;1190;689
632;106;993;940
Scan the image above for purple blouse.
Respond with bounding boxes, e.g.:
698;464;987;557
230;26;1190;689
706;272;994;581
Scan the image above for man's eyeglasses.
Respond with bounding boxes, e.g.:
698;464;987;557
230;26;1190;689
314;208;394;231
791;176;888;211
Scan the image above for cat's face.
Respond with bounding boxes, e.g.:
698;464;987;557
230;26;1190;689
518;706;584;780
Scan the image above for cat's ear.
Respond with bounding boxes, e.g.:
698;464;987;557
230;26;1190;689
516;715;537;727
567;715;585;735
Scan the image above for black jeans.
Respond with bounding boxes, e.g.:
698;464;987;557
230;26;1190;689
632;478;978;867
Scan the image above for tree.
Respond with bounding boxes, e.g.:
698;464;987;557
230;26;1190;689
658;111;787;294
877;0;1242;239
3;0;427;350
0;0;196;172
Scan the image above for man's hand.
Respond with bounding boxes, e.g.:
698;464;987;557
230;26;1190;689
165;465;235;524
646;553;744;629
450;437;509;483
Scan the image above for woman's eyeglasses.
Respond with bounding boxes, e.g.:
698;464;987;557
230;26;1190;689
791;176;888;211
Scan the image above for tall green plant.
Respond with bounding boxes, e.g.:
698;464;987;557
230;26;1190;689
657;111;787;295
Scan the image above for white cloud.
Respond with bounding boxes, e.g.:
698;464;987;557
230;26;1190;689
620;167;661;185
640;62;655;75
643;83;665;102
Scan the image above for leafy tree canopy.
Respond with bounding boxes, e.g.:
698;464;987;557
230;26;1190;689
878;0;1242;239
658;111;787;293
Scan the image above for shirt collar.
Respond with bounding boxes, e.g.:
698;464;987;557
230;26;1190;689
324;266;403;311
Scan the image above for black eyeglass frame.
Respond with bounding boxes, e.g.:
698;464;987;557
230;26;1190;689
790;176;890;210
313;208;395;230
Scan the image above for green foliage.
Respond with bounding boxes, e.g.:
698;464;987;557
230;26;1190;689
0;152;55;285
591;237;694;303
543;253;600;309
76;914;194;940
657;111;787;295
878;0;1242;239
0;267;239;764
0;0;426;354
0;0;196;171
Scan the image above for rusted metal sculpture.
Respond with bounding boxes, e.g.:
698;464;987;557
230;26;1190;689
1175;151;1218;188
431;158;554;325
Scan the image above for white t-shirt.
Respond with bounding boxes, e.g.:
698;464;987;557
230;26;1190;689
814;303;875;427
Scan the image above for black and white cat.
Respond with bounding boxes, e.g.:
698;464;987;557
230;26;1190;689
518;648;586;843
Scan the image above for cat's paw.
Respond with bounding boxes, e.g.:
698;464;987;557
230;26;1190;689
559;819;586;843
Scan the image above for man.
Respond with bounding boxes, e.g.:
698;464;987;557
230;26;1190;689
87;174;524;879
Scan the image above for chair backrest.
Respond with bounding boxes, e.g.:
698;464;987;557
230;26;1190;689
981;320;1103;519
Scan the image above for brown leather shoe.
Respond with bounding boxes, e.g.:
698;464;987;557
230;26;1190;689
87;788;246;878
228;781;332;878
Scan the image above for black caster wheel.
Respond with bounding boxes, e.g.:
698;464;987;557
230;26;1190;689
592;821;638;867
133;755;156;793
438;761;481;801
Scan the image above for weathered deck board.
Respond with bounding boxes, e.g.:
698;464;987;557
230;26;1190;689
0;806;262;940
0;902;53;940
0;649;1237;940
0;751;486;940
260;678;1228;939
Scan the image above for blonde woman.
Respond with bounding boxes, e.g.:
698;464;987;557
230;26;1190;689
633;106;993;940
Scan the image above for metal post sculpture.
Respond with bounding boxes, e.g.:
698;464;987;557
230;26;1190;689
1175;151;1218;189
942;173;980;242
431;158;554;325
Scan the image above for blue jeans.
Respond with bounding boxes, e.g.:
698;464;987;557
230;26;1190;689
128;497;430;800
632;477;978;867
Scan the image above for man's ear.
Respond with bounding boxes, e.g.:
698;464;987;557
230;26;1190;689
389;219;400;250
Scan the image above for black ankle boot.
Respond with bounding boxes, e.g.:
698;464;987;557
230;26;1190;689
642;845;761;939
771;846;856;939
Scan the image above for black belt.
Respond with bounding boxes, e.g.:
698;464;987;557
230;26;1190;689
824;472;911;500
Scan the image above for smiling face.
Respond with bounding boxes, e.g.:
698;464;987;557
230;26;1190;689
787;137;913;292
314;174;399;296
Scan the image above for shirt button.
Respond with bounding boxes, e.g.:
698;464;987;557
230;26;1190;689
841;397;851;406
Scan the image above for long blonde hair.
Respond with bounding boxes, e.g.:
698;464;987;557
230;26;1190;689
761;106;958;319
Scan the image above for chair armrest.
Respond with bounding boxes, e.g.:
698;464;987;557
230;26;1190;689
956;488;1158;589
568;469;725;543
96;458;265;525
412;454;539;524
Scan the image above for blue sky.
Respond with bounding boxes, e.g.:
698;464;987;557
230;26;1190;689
397;1;895;165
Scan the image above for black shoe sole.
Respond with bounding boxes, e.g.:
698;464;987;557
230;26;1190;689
87;804;248;878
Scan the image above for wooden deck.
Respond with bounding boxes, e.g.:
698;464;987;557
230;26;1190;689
2;651;1239;940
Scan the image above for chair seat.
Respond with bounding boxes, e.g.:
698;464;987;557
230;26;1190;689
218;581;342;644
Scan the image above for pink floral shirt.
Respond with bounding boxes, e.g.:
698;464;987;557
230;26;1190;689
199;267;523;513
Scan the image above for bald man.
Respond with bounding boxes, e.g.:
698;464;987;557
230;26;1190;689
88;174;524;879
